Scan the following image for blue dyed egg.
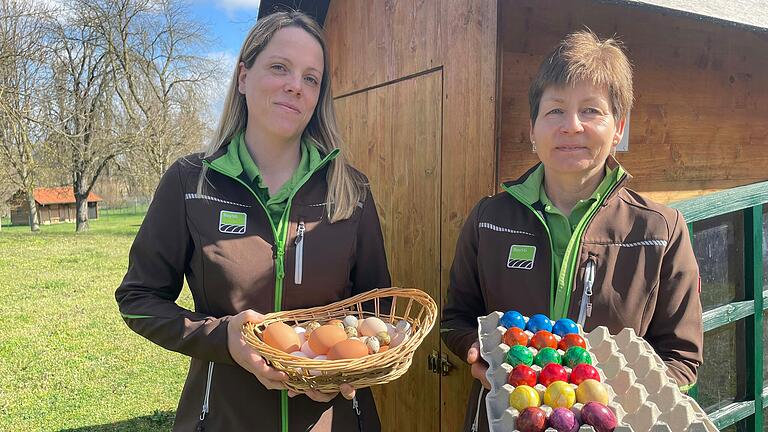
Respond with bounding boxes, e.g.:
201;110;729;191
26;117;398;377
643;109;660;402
499;310;526;329
552;318;579;337
525;314;553;333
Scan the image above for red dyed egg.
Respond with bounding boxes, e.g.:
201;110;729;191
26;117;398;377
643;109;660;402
516;407;548;432
570;363;601;385
538;363;568;387
507;364;537;387
530;330;558;350
558;333;587;351
581;402;618;432
503;326;530;347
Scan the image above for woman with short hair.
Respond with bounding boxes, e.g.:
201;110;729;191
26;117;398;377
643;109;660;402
441;30;703;431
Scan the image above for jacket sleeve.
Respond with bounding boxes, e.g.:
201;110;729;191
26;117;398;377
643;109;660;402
645;210;703;388
115;161;235;365
350;189;392;296
441;199;488;360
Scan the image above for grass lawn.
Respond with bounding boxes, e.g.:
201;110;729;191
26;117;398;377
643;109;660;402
0;211;192;431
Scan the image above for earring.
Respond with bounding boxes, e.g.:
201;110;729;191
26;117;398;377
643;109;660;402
531;140;537;152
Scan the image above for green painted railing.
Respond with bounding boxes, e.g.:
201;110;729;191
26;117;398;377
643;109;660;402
669;180;768;430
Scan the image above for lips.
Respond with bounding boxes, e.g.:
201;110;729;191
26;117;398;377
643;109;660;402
274;102;301;114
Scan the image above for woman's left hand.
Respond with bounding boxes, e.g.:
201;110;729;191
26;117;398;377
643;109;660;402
288;383;355;402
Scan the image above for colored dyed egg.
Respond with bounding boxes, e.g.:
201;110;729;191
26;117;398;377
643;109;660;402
308;325;347;355
507;364;537;387
548;407;579;432
558;333;587;351
533;347;562;367
580;402;618;432
552;318;579;337
505;344;533;367
543;381;576;409
499;310;527;329
328;339;369;360
509;385;540;411
562;346;592;368
570;364;601;385
530;330;558;350
515;407;547;432
525;314;553;333
263;322;301;353
538;363;569;387
358;317;388;337
576;379;609;405
502;326;530;347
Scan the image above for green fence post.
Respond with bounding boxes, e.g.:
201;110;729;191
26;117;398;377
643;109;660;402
745;205;764;431
687;222;700;400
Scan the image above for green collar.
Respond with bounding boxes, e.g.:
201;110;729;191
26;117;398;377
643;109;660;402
538;165;622;217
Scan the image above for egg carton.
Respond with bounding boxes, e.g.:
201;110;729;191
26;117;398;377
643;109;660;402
478;312;717;432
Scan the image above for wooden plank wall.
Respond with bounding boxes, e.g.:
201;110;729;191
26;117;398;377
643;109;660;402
325;1;498;431
498;0;768;204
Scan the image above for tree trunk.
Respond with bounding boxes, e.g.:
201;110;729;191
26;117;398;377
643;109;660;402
75;195;89;232
26;190;40;232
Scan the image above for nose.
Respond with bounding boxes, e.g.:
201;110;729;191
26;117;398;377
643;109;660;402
560;112;584;134
284;74;302;96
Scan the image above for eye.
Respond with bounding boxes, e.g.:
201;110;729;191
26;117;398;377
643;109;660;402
304;75;320;86
583;107;602;115
546;108;563;115
270;64;287;73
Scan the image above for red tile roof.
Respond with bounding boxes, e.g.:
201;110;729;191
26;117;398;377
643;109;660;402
33;187;103;205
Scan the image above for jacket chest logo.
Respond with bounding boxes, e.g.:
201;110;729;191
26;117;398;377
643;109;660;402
219;210;247;234
507;245;536;270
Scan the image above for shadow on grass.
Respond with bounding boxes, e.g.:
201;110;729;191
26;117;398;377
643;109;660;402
58;410;175;432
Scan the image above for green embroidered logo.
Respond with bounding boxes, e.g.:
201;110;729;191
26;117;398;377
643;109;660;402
507;245;536;270
219;211;247;234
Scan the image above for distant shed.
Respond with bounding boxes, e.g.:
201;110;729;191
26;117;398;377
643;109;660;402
8;187;102;225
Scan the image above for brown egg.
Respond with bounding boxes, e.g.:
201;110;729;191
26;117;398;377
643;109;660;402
328;338;369;360
308;324;347;355
378;345;390;353
263;322;301;353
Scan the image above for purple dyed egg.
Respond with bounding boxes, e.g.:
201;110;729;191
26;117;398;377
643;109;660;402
548;407;579;432
580;402;617;432
516;407;548;432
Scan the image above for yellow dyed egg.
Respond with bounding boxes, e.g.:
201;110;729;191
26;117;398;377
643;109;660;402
509;385;540;411
543;381;576;409
576;379;609;405
263;322;301;353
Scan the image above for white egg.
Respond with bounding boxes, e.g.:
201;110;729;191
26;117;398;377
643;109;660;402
390;332;409;348
314;355;327;361
289;351;308;358
300;341;317;358
386;323;397;338
395;320;412;335
358;317;388;337
294;326;307;345
342;315;359;329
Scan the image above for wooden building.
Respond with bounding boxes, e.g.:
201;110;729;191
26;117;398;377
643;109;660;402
8;187;102;226
258;1;768;430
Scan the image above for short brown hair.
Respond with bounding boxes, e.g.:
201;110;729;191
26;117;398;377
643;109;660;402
529;30;633;125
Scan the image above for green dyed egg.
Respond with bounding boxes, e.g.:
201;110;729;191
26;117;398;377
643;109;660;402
533;347;562;367
563;346;592;368
505;344;534;367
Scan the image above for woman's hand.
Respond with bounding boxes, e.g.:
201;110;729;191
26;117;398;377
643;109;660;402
467;341;491;390
227;309;288;390
288;383;356;402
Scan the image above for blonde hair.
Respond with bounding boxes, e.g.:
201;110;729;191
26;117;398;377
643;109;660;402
199;11;365;222
529;29;633;125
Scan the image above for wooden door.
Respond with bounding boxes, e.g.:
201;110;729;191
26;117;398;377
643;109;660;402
334;70;442;432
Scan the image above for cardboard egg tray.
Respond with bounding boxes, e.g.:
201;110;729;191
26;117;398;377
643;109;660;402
478;312;717;432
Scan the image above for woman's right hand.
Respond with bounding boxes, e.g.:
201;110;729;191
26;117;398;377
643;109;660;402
227;309;289;390
467;341;491;390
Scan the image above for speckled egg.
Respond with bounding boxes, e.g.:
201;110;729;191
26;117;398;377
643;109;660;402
303;321;321;337
345;326;358;338
263;322;301;353
375;331;391;346
308;325;347;355
366;336;380;354
358;317;388;337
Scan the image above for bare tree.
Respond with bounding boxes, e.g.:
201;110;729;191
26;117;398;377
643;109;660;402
0;0;50;232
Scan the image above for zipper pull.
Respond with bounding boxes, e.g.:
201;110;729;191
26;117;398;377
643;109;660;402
294;221;305;285
295;221;305;245
577;255;597;327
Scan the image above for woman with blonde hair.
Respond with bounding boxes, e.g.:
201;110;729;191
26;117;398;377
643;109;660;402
116;11;390;431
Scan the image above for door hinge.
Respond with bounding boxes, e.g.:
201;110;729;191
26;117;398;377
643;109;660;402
427;350;453;376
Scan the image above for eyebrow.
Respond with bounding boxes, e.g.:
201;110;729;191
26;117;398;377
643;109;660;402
542;96;608;106
267;55;322;74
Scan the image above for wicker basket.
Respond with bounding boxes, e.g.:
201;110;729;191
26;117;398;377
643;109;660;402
242;287;436;392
